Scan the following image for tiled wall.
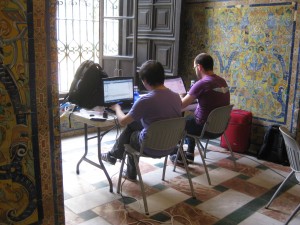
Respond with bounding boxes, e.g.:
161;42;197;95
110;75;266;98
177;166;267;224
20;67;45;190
0;0;299;224
179;0;300;152
0;0;63;224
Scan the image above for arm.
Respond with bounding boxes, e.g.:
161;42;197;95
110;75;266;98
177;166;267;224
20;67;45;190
110;104;134;126
181;94;196;109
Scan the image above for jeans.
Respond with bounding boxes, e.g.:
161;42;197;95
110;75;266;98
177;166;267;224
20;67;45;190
110;121;143;177
185;115;204;154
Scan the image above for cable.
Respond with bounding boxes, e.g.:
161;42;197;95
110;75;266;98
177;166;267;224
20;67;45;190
117;160;193;225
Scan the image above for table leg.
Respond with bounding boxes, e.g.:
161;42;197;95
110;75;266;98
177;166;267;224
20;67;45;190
97;127;113;193
76;123;88;174
76;123;116;192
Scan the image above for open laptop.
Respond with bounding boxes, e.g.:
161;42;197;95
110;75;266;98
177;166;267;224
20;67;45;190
164;76;187;95
164;76;198;110
102;77;134;113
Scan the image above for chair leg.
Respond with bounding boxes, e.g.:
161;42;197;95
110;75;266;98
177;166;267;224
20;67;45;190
117;154;126;194
265;171;294;209
173;149;181;172
132;154;149;215
284;203;300;225
179;146;196;198
203;139;209;158
196;139;211;185
199;140;207;158
223;134;237;169
162;156;168;180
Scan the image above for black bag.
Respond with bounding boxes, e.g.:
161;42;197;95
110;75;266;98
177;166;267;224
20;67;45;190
64;60;108;109
257;125;289;166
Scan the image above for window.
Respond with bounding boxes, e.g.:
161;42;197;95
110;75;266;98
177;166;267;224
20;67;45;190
56;0;120;93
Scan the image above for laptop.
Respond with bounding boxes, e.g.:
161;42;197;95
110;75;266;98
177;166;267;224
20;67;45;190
164;76;187;95
102;77;134;113
164;76;198;108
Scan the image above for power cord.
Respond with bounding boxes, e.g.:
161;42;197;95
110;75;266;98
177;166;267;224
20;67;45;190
117;161;193;225
118;161;149;225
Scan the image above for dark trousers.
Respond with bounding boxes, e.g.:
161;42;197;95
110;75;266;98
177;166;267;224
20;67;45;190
185;115;204;154
110;121;143;177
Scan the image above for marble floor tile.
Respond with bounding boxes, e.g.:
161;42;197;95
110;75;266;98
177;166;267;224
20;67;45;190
77;217;111;225
196;189;254;219
65;188;120;214
62;130;299;225
247;169;284;189
193;167;240;187
127;188;191;215
238;212;283;225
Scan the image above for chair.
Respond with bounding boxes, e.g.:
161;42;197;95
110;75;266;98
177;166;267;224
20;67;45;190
265;126;300;225
174;104;237;185
116;117;195;215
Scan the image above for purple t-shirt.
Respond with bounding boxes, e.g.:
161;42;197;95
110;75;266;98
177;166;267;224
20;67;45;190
128;88;182;155
189;74;230;125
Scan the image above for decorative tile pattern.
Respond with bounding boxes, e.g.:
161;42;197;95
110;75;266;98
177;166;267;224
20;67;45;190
1;0;300;224
178;0;300;148
62;129;300;225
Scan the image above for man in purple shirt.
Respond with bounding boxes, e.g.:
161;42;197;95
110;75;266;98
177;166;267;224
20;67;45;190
170;53;230;164
101;60;182;180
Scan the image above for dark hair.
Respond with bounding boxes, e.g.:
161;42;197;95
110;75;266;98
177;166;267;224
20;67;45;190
194;53;214;71
139;60;165;86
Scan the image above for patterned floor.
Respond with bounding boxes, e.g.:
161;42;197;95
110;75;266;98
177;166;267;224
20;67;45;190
62;128;300;225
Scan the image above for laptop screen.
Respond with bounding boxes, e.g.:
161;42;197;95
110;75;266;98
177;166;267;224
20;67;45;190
164;76;186;95
102;77;134;106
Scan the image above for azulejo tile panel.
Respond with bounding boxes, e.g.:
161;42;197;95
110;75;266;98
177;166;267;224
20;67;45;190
181;2;298;125
0;0;40;224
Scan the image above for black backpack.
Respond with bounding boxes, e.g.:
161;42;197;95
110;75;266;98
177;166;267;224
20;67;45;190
63;60;108;109
257;125;289;166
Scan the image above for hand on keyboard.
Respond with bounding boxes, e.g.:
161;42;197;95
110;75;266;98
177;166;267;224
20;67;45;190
104;108;115;114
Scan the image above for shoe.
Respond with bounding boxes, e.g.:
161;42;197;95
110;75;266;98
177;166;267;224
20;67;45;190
185;152;194;164
101;153;116;165
122;170;137;182
169;153;184;165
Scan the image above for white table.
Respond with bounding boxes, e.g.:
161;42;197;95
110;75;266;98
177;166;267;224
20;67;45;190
71;110;119;193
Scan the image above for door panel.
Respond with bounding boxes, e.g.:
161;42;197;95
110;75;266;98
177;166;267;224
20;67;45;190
100;0;181;86
153;41;173;72
136;0;181;74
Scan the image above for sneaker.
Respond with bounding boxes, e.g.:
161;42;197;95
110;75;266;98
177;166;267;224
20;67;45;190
169;153;184;165
185;152;194;164
122;170;137;182
101;153;117;165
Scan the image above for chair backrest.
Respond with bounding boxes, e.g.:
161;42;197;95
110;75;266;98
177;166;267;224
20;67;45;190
201;104;234;139
140;117;186;155
279;126;300;175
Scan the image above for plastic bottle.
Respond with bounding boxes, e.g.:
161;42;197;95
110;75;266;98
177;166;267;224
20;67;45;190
133;86;140;103
190;80;195;88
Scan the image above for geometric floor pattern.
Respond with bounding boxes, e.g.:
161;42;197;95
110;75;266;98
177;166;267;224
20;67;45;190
62;128;300;225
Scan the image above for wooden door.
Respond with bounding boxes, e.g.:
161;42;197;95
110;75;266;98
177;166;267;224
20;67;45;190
137;0;181;73
100;0;182;87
